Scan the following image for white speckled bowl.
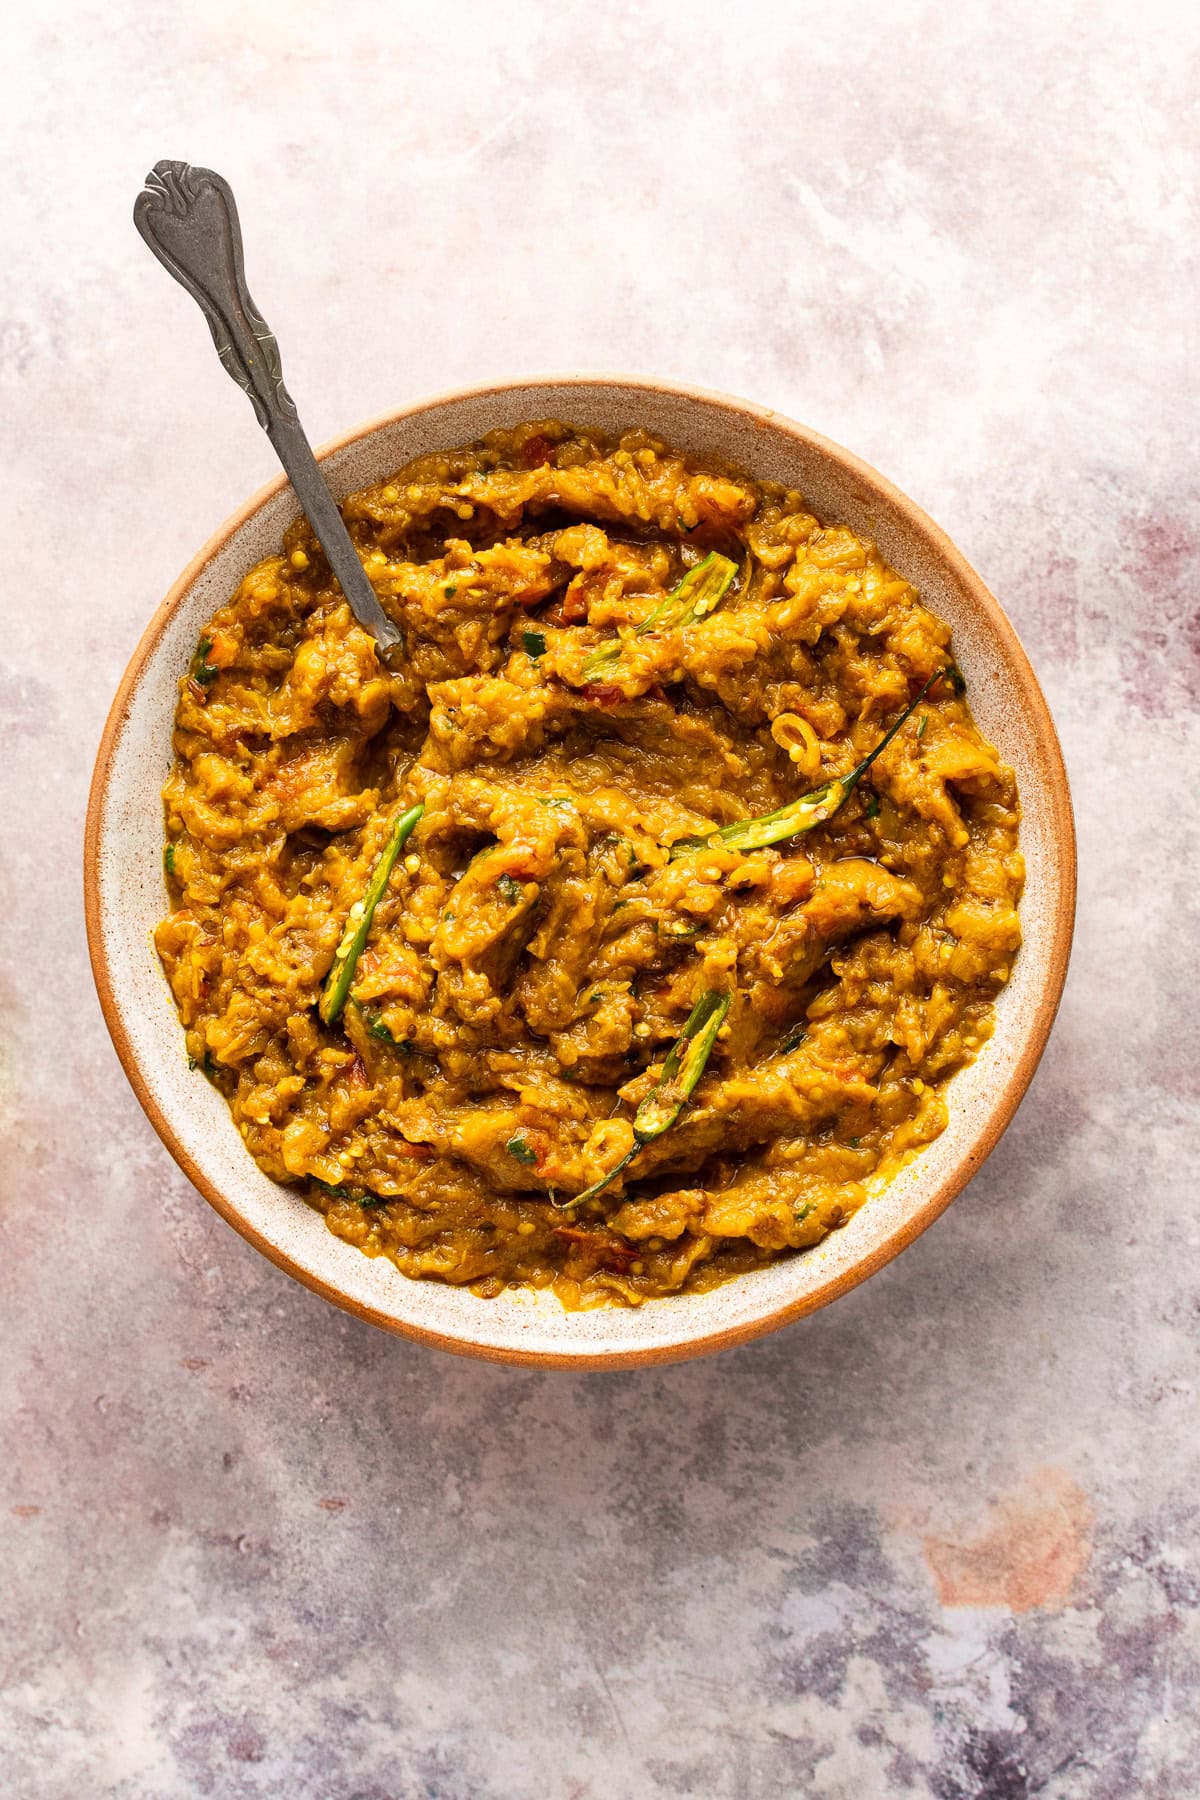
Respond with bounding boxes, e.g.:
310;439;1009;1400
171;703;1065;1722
85;376;1075;1366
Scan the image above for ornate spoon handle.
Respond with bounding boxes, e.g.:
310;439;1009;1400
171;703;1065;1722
134;161;401;655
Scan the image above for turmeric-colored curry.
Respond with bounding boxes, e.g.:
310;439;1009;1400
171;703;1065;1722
156;422;1022;1306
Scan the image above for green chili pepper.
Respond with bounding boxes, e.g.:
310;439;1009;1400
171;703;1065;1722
319;803;424;1025
582;552;738;679
164;843;176;877
670;670;940;857
655;916;704;942
557;989;730;1207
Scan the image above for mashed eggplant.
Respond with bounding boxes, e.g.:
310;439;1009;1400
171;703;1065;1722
156;422;1022;1307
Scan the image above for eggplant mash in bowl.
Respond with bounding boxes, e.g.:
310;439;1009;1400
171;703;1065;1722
155;420;1022;1308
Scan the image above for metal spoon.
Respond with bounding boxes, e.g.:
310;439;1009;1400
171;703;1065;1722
133;160;402;656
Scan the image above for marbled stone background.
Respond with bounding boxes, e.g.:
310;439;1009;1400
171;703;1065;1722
3;1;1198;1794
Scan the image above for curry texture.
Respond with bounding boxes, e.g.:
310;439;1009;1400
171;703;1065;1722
156;422;1022;1306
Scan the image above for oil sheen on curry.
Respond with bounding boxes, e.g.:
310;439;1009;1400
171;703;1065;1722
156;422;1022;1307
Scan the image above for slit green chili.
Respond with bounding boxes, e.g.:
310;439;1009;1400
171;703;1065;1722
670;669;941;858
556;989;730;1207
582;552;738;680
319;802;424;1025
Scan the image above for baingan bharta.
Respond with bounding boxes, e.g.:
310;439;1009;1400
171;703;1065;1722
155;422;1023;1306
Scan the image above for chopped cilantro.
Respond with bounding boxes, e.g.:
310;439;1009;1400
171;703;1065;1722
314;1178;354;1199
780;1023;807;1055
522;629;547;658
444;583;458;597
497;872;522;905
364;1010;413;1052
506;1134;537;1165
863;793;880;821
190;636;218;687
313;1175;383;1203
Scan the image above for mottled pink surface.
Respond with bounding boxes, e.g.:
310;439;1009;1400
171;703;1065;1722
3;4;1198;1796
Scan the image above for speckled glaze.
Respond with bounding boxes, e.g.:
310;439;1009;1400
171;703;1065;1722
85;377;1074;1366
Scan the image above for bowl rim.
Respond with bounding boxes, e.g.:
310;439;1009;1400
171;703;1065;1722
84;371;1076;1366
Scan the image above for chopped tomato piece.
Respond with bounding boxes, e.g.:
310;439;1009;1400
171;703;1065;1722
552;1226;638;1267
562;582;589;623
519;434;555;468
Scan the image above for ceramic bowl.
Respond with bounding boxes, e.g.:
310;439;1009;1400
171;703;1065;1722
85;375;1075;1367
